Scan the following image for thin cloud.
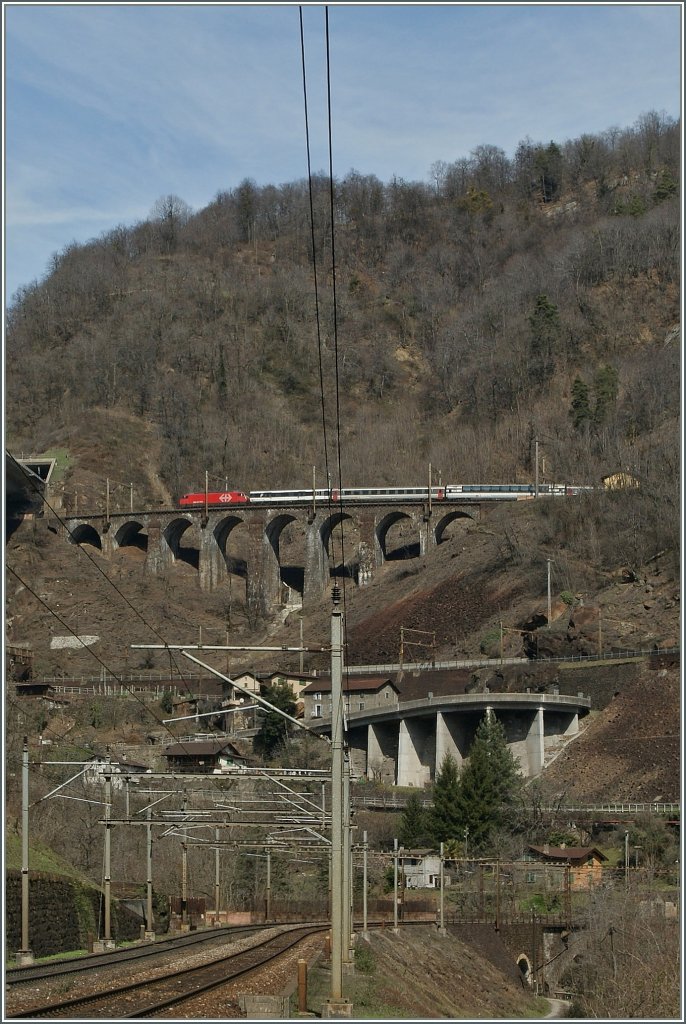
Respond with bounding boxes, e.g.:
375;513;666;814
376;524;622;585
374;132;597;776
3;2;681;300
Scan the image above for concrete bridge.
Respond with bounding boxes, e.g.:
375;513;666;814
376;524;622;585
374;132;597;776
310;691;591;783
58;501;480;618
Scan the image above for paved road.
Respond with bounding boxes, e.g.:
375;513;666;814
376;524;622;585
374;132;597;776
545;996;571;1017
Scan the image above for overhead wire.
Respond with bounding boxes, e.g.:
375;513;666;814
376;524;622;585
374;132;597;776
5;565;250;809
6;449;195;698
300;7;352;728
299;5;334;531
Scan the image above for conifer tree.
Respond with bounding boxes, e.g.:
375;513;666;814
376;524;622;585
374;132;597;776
528;294;562;383
455;713;524;852
429;753;463;844
592;364;619;427
570;377;591;431
253;680;296;760
399;790;431;848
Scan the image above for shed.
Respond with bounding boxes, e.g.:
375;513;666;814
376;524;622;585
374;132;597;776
522;845;607;891
401;849;448;889
163;738;249;773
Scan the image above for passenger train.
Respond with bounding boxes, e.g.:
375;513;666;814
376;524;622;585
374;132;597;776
178;483;592;507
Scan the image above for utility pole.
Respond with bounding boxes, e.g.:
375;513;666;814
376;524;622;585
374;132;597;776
106;477;110;520
214;827;221;922
438;841;446;936
342;754;352;961
428;461;432;515
181;790;188;929
547;558;552;627
362;830;369;941
104;761;112;946
324;584;350;1015
393;838;399;933
265;842;272;921
146;805;154;939
18;737;33;964
535;439;539;498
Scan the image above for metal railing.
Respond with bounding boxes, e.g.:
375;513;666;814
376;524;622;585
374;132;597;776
350;792;679;815
345;646;679;675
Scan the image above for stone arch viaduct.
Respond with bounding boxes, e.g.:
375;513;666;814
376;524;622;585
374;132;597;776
61;501;480;618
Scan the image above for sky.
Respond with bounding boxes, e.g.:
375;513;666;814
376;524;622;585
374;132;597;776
2;2;682;304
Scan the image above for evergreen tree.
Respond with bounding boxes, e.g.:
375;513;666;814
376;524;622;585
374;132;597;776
570;377;591;431
528;294;562;383
399;791;431;848
253;680;296;761
429;753;463;844
592;364;619;427
455;713;524;853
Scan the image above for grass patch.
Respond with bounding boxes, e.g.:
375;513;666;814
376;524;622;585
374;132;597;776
298;960;415;1019
5;831;94;883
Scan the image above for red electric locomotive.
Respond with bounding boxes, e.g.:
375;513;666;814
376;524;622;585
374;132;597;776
178;491;249;507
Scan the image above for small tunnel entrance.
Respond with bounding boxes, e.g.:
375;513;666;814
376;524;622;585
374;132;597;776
517;954;532;986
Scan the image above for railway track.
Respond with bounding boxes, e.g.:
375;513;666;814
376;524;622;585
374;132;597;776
5;924;265;987
7;924;327;1019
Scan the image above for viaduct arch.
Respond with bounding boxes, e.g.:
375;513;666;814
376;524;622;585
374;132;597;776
62;502;479;619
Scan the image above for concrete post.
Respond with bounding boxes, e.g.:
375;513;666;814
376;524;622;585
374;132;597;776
104;766;112;944
393;839;399;933
438;841;447;936
325;588;349;1012
18;737;33;963
214;828;221;920
146;806;154;938
266;843;272;921
362;831;369;941
342;756;353;962
181;792;188;928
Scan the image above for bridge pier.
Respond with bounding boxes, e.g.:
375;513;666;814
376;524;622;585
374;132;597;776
199;520;222;592
367;722;397;784
435;711;466;771
303;518;329;607
397;718;434;787
357;514;381;585
526;707;545;776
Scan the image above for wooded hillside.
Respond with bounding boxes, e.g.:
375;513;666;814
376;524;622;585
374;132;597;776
6;111;680;551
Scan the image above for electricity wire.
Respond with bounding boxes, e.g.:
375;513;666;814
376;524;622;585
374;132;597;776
6;450;195;697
